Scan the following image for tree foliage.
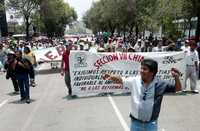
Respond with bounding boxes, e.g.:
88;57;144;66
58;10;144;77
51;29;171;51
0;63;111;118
84;0;200;41
6;0;39;39
40;0;77;37
83;0;135;35
6;0;77;38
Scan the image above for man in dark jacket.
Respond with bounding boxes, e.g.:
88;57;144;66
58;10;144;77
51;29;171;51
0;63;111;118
4;51;19;94
11;50;34;104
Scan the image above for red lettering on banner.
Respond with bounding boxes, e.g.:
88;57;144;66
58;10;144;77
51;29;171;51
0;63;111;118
94;53;144;69
45;51;58;60
56;46;65;56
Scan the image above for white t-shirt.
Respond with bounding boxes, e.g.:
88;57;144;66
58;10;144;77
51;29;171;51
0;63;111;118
185;49;199;66
152;47;163;52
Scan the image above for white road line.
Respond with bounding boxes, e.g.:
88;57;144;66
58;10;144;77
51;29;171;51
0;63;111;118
0;99;8;109
108;95;129;131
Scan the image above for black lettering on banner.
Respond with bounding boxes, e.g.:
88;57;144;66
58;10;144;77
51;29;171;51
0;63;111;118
162;56;176;64
98;81;103;84
80;87;87;91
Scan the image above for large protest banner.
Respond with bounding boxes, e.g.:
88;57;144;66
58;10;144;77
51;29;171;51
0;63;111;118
70;51;186;96
33;45;65;62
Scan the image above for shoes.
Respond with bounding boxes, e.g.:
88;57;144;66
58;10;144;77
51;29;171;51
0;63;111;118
191;90;199;94
26;99;31;104
182;90;187;93
31;83;36;87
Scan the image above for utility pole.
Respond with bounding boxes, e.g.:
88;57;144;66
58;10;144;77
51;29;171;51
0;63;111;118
0;0;8;37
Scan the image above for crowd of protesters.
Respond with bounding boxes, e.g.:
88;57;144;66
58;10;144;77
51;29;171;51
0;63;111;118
0;34;200;101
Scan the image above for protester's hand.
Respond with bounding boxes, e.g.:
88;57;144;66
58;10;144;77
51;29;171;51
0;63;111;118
171;68;180;78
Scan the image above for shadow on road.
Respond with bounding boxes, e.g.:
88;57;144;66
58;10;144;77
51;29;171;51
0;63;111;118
7;92;20;96
62;92;131;101
165;91;199;96
8;99;36;104
36;68;61;75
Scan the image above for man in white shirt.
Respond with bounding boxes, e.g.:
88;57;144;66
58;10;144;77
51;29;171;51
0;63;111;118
183;40;199;93
181;40;190;52
103;59;181;131
152;42;163;52
134;39;144;52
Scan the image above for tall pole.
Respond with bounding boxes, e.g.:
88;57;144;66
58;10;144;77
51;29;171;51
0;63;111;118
0;0;8;37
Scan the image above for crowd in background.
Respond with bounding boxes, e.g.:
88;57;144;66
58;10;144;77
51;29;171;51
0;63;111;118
0;34;200;101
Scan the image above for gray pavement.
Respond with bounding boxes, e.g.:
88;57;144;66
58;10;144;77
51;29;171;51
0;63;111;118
0;63;200;131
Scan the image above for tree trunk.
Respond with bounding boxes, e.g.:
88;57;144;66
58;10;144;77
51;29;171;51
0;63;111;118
0;0;8;37
135;24;139;39
188;19;192;39
128;23;134;37
195;15;200;42
25;17;30;40
123;25;126;38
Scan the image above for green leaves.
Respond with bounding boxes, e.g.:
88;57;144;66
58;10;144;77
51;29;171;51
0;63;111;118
83;0;135;34
40;0;77;37
5;0;77;37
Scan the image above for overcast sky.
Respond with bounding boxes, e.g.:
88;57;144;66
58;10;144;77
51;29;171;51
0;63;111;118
6;0;97;22
65;0;97;20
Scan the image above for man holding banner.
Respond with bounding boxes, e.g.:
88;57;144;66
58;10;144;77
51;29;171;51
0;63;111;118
61;44;72;96
103;59;182;131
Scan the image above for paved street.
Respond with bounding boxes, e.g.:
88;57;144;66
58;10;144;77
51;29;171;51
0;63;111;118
0;63;200;131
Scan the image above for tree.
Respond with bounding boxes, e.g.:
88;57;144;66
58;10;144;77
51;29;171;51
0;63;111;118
83;0;136;36
6;0;39;39
39;0;77;37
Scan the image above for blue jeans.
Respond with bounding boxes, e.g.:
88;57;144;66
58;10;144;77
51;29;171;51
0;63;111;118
130;119;158;131
0;56;6;69
16;74;30;100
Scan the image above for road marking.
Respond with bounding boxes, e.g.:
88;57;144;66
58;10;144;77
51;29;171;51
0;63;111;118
108;95;129;131
0;99;8;109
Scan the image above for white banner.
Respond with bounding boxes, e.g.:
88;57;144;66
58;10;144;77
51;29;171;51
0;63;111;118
33;45;65;62
70;51;186;96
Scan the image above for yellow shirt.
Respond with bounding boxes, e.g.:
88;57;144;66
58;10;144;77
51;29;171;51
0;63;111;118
23;52;36;65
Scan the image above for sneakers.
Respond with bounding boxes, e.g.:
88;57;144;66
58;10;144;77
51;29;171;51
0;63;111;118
30;80;37;87
26;99;31;104
182;90;187;93
191;90;199;94
182;90;199;94
31;83;36;87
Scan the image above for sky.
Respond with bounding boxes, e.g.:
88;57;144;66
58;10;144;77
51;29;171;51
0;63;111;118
65;0;97;20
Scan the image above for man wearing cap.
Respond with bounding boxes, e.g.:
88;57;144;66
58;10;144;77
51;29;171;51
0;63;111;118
103;59;182;131
183;40;199;93
4;51;19;94
181;40;190;52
